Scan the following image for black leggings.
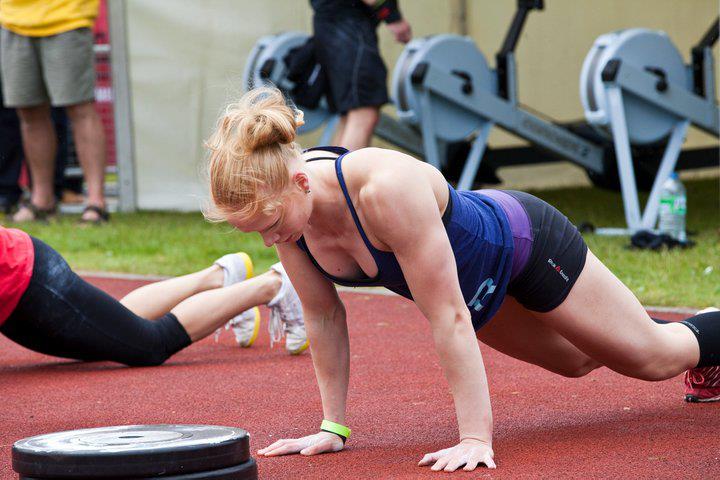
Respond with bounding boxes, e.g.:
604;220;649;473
0;237;191;366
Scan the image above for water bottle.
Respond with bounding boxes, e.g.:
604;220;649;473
658;172;687;242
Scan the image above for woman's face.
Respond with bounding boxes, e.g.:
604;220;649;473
229;184;312;247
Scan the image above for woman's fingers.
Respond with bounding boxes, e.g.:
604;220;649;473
443;452;468;472
418;448;452;466
418;453;434;466
300;436;339;455
482;452;497;469
258;438;305;457
259;432;343;457
430;454;452;472
420;443;496;472
460;448;496;471
257;439;286;455
461;449;485;471
462;453;481;471
430;456;449;472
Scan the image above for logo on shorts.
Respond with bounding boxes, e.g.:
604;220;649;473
468;277;496;312
547;258;569;282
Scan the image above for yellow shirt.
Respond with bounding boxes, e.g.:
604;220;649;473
0;0;99;37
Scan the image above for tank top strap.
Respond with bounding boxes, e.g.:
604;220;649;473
334;155;380;255
303;145;349;156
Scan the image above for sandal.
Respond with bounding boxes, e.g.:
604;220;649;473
79;205;110;225
12;201;57;223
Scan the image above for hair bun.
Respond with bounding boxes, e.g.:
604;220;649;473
232;87;297;152
205;87;303;224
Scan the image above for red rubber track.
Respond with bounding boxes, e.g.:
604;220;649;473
1;276;717;479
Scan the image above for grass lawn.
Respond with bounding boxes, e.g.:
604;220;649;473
533;177;719;308
5;177;718;308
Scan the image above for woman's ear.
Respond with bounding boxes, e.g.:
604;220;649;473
294;109;305;128
293;171;310;193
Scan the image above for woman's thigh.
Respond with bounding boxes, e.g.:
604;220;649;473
534;249;699;379
477;296;599;377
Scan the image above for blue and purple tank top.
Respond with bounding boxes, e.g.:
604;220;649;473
296;147;532;330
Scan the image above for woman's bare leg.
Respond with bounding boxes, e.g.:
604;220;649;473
172;271;281;342
339;106;379;151
535;250;699;380
330;114;347;146
477;297;601;378
120;266;224;319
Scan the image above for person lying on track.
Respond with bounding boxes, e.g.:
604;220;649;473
204;87;720;472
0;225;308;366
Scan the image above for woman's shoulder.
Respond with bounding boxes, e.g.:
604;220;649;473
345;147;402;161
346;148;446;189
343;149;445;214
344;147;424;176
343;149;413;193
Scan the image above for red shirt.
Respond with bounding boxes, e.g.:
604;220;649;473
0;227;34;326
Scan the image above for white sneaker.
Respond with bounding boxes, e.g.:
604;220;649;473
228;307;261;348
267;263;308;355
214;252;261;348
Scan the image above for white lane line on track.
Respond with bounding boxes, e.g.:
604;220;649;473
79;271;702;314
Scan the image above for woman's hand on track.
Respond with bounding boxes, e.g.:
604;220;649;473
258;431;344;457
418;439;496;472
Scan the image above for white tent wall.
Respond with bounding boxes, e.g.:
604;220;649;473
122;1;717;211
125;0;314;211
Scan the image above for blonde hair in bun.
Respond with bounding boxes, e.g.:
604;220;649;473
204;87;303;222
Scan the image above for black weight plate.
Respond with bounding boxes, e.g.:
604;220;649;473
19;457;258;480
13;425;249;478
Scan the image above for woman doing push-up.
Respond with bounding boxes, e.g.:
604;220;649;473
0;226;307;366
205;87;719;472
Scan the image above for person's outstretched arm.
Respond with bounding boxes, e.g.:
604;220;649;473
360;153;496;472
258;241;350;457
362;0;412;43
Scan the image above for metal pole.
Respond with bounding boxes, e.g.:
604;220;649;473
455;0;468;36
108;0;137;212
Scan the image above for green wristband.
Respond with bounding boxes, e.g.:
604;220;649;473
320;419;351;443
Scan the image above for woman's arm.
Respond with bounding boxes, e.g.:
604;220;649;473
359;156;496;471
258;242;350;457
